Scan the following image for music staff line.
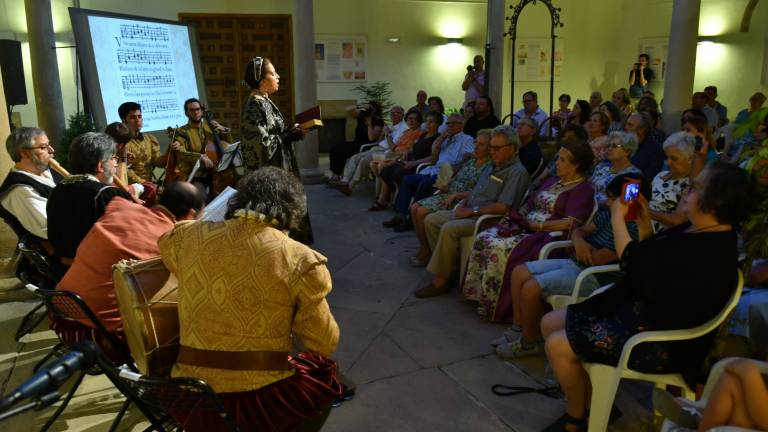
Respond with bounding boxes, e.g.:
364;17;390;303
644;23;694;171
116;49;173;66
120;23;170;42
121;74;175;91
140;98;178;114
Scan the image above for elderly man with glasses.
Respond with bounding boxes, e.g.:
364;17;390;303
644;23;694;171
0;127;62;242
415;125;530;298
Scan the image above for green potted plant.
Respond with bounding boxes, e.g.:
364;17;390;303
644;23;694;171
57;112;95;170
351;81;394;116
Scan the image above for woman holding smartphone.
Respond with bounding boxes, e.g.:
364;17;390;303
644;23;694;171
539;162;753;432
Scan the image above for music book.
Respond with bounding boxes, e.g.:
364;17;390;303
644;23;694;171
296;105;323;131
200;186;237;222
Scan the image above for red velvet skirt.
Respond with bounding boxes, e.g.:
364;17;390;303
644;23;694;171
172;352;343;432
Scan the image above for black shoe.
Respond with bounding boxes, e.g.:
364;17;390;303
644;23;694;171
393;219;414;232
382;217;403;228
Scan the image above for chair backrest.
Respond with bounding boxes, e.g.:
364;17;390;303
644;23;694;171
585;199;599;225
31;285;135;368
18;234;55;286
99;362;240;432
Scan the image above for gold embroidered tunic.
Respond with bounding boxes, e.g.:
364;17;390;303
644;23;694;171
126;133;162;184
158;218;339;393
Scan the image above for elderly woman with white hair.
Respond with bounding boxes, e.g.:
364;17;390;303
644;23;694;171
589;131;643;206
649;131;695;232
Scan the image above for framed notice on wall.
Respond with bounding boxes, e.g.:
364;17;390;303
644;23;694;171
315;35;367;82
639;37;668;81
515;38;564;82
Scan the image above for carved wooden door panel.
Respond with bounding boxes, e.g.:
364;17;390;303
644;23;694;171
178;14;294;138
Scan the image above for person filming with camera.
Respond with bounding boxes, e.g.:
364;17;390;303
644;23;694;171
628;53;654;99
462;55;486;106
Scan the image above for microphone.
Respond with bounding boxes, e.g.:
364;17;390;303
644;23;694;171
0;341;99;410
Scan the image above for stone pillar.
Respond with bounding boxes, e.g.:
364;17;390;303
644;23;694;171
661;0;701;135
0;70;13;181
486;0;505;115
25;0;66;148
292;0;324;184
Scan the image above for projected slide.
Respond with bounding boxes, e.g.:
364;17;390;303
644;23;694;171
87;15;199;131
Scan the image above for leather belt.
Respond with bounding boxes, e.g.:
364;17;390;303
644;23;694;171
176;345;291;371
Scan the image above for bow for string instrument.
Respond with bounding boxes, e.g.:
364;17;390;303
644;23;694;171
47;158;143;204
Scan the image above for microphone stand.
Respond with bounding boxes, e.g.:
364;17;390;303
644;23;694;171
0;390;60;421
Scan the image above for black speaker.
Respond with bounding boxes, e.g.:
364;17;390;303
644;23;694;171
0;40;28;106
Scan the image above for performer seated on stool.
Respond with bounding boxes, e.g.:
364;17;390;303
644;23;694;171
159;167;342;432
119;101;163;205
46;132;133;280
51;182;203;358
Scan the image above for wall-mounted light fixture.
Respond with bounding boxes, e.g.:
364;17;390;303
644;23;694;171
445;37;464;45
386;37;400;43
697;36;718;45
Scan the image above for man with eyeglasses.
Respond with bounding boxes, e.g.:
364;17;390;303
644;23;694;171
415;125;530;298
47;132;132;279
512;91;549;135
0;127;62;242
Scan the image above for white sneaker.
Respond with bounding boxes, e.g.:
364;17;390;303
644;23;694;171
496;338;544;359
490;327;523;347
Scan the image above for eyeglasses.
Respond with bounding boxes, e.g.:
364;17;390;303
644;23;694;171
489;144;511;151
608;142;623;149
26;143;53;151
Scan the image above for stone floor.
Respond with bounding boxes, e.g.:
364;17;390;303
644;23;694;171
0;173;656;431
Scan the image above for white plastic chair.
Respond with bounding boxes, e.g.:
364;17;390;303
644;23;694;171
585;270;744;432
660;357;768;432
537;239;620;310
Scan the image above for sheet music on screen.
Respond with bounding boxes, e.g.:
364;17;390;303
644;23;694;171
87;15;199;131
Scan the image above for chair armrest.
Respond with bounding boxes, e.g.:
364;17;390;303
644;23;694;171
473;214;504;237
359;142;378;153
571;264;620;299
416;163;432;173
538;240;574;260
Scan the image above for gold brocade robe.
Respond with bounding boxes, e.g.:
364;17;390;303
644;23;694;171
126;133;162;184
158;218;339;393
175;121;233;178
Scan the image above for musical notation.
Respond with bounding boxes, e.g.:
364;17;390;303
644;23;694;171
140;99;177;114
121;74;175;91
120;24;170;42
117;49;173;65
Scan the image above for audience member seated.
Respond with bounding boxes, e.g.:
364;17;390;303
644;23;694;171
462;101;475;121
682;111;719;163
636;95;661;128
567;100;591;129
335;105;406;194
649;132;695;232
534;124;589;190
655;358;768;431
328;102;384;183
415;125;530;298
462;139;595;321
729;259;768;356
367;109;424;210
383;113;474;231
410;130;492;266
734;92;766;124
705;85;728;128
539;162;754;432
51;182;203;349
491;174;645;358
409;89;429;118
161;167;342;432
586;111;610;163
590;131;642;205
379;111;444;224
599;101;625;132
0;127;60;242
589;91;602;112
516;117;544;176
625;111;665;179
463;96;500;138
726;109;768;164
551;94;572;132
512;91;549;134
47;132;132;279
612;88;634;117
692;91;719;129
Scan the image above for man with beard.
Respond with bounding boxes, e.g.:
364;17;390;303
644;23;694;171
0;127;62;241
119;101;162;204
46;132;132;279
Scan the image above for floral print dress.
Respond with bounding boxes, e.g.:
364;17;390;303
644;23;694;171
416;158;491;212
462;184;561;315
650;171;689;232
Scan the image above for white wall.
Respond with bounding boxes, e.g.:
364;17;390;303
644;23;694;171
1;0;765;129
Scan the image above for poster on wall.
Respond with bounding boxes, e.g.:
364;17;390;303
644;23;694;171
639;37;668;81
515;38;564;82
315;35;367;82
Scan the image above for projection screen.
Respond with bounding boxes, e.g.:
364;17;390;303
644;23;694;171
69;8;206;134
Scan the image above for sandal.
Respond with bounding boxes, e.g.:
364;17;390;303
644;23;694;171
542;412;586;432
367;201;388;211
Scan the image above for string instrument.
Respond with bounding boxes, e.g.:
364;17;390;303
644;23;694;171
202;109;237;195
163;126;189;184
48;158;143;204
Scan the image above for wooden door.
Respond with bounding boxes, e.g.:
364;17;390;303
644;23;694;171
178;14;294;138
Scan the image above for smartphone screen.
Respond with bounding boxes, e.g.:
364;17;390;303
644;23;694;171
623;182;640;203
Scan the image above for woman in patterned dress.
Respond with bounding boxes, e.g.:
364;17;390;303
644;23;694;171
409;129;492;266
590;131;643;206
240;57;313;244
462;139;595;320
649;131;695;232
